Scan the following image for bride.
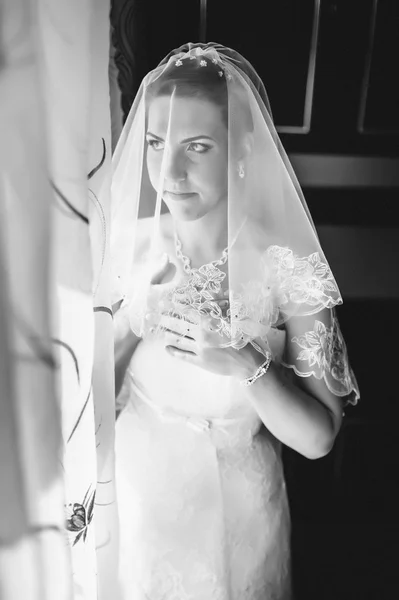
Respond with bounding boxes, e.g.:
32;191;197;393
110;42;359;600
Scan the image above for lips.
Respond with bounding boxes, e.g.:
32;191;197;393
164;191;196;200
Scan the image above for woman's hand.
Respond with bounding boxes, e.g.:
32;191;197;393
149;312;265;380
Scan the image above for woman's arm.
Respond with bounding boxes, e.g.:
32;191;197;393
242;309;349;459
242;347;343;459
113;300;141;398
159;309;345;458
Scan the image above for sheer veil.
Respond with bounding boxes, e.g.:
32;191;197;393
109;42;359;405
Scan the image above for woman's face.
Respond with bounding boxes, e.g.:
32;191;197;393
146;95;228;222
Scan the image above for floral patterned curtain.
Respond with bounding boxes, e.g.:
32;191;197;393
0;1;118;598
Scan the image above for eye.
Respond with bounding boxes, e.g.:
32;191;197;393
147;138;164;151
187;142;211;154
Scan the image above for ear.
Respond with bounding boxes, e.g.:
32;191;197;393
238;132;254;161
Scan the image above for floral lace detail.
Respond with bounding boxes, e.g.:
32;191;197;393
166;262;234;340
216;246;342;348
282;313;359;405
127;245;343;350
263;245;341;308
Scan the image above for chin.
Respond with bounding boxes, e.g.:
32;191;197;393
168;204;208;222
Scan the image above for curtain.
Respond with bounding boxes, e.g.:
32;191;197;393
0;1;117;598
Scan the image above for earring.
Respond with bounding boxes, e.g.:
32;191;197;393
238;163;245;179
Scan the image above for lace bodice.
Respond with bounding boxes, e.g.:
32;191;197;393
120;245;359;408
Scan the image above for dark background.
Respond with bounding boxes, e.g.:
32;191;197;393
110;1;399;598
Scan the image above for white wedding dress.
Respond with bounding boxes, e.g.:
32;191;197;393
115;325;292;599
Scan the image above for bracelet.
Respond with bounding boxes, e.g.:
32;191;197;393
240;352;272;387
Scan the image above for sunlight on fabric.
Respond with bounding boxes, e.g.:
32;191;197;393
0;0;115;599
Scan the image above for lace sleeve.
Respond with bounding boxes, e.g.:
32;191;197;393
280;308;359;407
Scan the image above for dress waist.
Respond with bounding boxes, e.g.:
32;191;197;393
129;375;246;435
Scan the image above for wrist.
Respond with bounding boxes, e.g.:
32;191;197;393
238;343;268;380
237;342;273;386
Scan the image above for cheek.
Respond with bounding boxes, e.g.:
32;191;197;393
147;152;227;195
204;155;228;192
146;151;162;187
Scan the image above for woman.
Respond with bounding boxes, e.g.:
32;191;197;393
111;42;359;600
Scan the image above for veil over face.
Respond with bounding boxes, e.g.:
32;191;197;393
109;42;359;404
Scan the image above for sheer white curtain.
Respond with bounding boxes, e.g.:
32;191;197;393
0;1;117;598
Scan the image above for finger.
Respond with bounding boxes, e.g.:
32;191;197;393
158;314;198;338
163;311;198;326
166;346;197;361
146;319;194;343
145;316;192;339
197;313;226;336
200;314;217;332
162;331;197;353
199;322;235;350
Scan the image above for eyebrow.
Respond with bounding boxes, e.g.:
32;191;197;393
146;132;215;143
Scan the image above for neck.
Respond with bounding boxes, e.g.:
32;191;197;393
174;200;228;265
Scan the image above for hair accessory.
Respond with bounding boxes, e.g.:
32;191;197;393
175;59;183;67
218;71;224;78
212;58;218;64
200;60;207;67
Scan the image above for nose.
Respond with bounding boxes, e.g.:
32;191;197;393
163;147;187;184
